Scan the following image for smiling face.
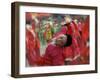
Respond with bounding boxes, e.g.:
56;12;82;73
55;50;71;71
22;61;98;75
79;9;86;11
56;34;67;47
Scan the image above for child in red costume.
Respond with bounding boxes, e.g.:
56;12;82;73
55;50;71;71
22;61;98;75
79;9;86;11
81;16;90;64
26;13;40;66
59;16;81;65
38;34;72;66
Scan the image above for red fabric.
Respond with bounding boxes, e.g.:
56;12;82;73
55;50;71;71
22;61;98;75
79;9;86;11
79;16;90;64
63;46;73;59
42;44;66;66
26;29;40;66
82;16;89;42
59;21;81;65
61;24;73;35
71;21;81;37
80;45;89;64
78;22;83;31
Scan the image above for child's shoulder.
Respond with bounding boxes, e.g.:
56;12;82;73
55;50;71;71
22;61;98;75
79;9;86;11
47;43;56;50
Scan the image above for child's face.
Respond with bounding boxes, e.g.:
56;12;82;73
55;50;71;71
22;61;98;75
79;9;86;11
26;24;32;31
56;35;67;47
64;16;71;24
45;23;50;28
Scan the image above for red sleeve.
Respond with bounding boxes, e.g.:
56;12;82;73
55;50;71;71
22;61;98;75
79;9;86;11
53;26;67;38
42;45;53;65
43;44;65;66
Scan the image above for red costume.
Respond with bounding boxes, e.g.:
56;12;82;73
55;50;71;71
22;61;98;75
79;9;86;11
59;21;81;65
82;16;89;42
41;43;66;66
26;12;41;66
26;28;40;66
80;16;90;64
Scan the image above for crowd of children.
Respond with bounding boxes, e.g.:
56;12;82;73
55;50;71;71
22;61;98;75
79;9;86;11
25;12;90;66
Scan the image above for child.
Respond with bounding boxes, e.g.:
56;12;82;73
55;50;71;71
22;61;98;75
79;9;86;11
38;34;72;66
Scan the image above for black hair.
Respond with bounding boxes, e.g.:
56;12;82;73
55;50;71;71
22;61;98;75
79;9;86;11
63;34;72;47
63;23;70;27
26;20;32;25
